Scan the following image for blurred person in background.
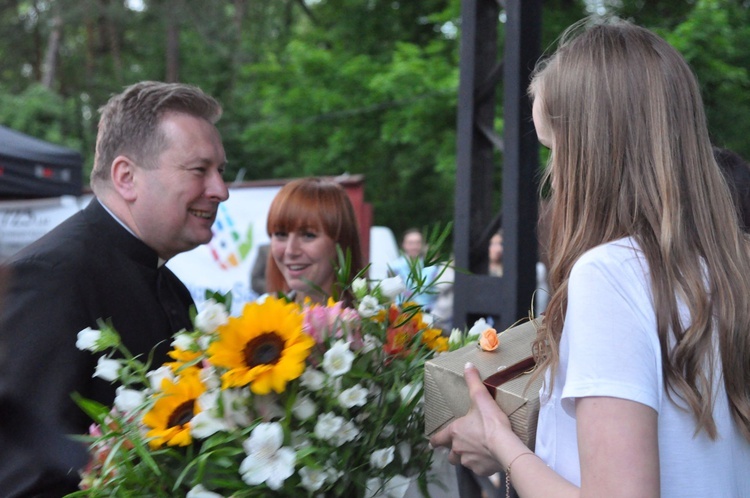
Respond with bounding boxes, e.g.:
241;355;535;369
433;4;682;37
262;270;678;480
714;146;750;232
388;228;439;311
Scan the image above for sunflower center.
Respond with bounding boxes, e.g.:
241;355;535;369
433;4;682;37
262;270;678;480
167;400;195;428
244;332;285;367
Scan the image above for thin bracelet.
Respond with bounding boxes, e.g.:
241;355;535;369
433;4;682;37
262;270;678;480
505;452;536;498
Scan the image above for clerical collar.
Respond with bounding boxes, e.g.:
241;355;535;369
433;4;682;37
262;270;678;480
99;200;166;268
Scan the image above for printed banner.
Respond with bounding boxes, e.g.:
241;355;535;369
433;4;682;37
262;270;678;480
166;185;282;313
0;195;87;261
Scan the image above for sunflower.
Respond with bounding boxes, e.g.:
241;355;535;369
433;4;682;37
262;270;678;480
142;367;205;448
165;347;202;373
207;297;314;395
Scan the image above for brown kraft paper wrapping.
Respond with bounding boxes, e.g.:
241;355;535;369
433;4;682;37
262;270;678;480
423;319;543;450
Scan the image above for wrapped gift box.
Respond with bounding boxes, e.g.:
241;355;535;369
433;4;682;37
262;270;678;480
424;320;543;450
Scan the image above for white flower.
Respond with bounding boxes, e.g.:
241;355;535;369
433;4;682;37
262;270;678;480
368;383;382;398
352;277;368;298
338;384;369;408
361;334;381;353
146;366;175;391
335;420;360;445
191;410;229;439
399;382;422;405
240;422;296;490
299;466;327;492
171;332;194;351
365;475;412;498
365;478;384;498
222;388;253;427
380;424;394;438
252;394;285;420
384;475;412;498
468;318;492;339
300;368;326;391
397;442;411;464
194;299;229;333
291;430;312;449
370;446;395;469
314;412;344;441
114;386;145;414
448;328;464;347
327;467;344;484
322;340;355;377
76;327;101;351
355;411;370;424
379;276;406;300
197;334;212;350
186;484;224;498
357;295;381;318
198;388;220;413
292;395;317;421
93;357;121;382
199;367;222;391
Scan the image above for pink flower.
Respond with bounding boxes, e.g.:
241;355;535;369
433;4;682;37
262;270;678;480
303;301;361;346
88;423;103;437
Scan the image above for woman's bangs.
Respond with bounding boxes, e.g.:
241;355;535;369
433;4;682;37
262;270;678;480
268;198;323;233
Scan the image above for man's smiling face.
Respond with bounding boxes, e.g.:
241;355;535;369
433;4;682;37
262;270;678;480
129;112;229;260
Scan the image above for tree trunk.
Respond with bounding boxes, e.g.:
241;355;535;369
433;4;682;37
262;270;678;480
227;0;246;91
84;14;96;81
165;0;180;82
41;12;63;89
99;0;123;85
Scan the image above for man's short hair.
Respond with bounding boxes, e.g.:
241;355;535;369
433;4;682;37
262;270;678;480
90;81;222;190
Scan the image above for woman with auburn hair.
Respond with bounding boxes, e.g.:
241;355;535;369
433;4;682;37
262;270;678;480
431;19;750;497
265;177;364;305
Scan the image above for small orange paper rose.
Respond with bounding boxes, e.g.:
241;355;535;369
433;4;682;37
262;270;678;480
479;328;499;351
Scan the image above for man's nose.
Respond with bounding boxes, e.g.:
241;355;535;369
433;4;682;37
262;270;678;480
207;169;229;202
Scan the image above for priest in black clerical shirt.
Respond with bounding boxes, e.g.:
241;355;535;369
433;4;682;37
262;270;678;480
0;81;229;497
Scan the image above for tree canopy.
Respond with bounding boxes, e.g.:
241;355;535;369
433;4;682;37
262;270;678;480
1;0;748;234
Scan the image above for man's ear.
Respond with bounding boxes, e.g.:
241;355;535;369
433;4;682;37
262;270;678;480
111;155;138;202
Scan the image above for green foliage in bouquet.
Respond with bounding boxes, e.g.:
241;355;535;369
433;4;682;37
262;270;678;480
68;228;455;498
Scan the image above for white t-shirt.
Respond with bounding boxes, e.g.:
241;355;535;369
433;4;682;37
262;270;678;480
535;237;750;497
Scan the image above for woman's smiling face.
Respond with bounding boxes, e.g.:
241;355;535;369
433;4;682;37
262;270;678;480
270;225;337;301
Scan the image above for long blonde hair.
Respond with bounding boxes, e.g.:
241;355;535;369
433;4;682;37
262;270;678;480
531;19;750;441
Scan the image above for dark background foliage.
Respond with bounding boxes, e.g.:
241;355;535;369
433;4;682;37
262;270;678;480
1;0;747;236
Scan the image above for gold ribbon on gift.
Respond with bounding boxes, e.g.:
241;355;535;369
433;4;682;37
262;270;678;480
424;319;543;450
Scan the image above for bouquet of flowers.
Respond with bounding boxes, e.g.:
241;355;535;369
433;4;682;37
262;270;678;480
69;268;451;497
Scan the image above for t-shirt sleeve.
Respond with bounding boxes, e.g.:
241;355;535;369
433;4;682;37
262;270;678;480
560;248;661;415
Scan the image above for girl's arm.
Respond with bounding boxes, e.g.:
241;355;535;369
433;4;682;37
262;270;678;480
431;364;660;498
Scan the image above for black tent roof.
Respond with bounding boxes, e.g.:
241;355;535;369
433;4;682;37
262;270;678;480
0;125;83;198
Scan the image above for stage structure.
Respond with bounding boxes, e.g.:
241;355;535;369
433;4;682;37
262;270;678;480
452;1;542;496
452;0;542;331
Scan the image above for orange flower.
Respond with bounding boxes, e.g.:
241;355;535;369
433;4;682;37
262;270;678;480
421;328;449;352
384;326;414;356
479;328;499;351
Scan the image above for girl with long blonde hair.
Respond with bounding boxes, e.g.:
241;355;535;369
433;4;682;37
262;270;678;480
431;19;750;497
